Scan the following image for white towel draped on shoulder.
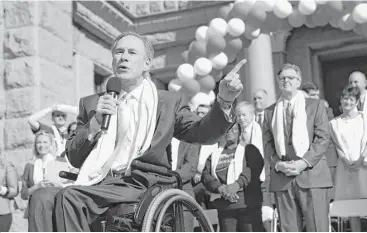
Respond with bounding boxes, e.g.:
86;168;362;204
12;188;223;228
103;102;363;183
271;91;310;159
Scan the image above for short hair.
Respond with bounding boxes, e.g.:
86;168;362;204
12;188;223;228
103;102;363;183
277;63;302;78
235;101;255;115
301;82;319;94
341;84;361;101
253;88;268;96
67;122;77;135
111;31;154;59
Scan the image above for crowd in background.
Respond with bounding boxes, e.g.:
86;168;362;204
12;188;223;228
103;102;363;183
1;64;367;232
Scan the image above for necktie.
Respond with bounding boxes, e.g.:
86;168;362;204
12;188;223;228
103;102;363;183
256;113;263;126
284;101;292;143
358;99;363;111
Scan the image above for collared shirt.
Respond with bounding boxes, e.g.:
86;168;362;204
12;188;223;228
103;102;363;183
255;111;264;126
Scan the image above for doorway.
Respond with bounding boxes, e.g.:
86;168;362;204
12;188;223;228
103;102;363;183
321;55;367;116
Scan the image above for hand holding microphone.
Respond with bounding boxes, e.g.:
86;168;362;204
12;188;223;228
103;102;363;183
95;77;122;131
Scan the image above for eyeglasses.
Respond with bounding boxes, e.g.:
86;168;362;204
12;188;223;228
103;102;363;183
278;76;300;82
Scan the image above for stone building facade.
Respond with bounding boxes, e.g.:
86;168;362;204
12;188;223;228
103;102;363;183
1;1;366;231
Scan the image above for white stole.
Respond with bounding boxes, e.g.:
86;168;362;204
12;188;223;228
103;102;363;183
271;91;310;159
171;138;180;171
67;78;158;186
330;111;367;163
33;153;55;184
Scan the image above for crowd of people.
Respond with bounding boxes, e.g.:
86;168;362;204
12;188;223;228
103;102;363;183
0;30;366;232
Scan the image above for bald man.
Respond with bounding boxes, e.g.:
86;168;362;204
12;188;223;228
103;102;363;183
349;71;367;111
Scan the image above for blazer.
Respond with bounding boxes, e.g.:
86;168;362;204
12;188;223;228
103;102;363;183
264;98;333;192
66;90;233;188
201;144;264;210
21;163;35;200
0;159;19;215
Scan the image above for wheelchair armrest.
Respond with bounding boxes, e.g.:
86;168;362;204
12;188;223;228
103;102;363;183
59;171;78;181
131;160;183;190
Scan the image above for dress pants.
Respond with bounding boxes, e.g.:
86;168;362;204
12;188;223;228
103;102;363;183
274;179;329;232
218;207;263;232
28;176;146;232
0;213;12;232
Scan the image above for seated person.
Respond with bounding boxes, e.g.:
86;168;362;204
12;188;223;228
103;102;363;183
27;31;245;232
202;123;264;232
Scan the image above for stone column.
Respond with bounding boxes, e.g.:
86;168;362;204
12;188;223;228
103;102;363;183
271;30;291;97
3;1;73;174
239;33;277;104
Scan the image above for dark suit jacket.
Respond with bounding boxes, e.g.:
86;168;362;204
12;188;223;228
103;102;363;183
263;98;332;192
202;144;264;209
173;142;200;196
21;163;35;200
66;90;232;188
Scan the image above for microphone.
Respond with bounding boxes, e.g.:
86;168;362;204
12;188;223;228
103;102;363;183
101;77;122;131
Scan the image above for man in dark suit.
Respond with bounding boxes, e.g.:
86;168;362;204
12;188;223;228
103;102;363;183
263;63;332;232
27;31;246;231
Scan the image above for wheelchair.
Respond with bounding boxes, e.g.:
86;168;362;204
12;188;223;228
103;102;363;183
60;160;214;232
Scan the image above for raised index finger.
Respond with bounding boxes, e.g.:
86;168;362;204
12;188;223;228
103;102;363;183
228;59;247;76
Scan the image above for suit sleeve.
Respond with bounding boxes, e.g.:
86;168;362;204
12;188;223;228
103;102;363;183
302;100;330;167
201;157;222;193
65;97;99;168
174;94;233;145
5;161;19;198
175;144;200;184
237;144;264;189
263;109;280;168
21;164;31;200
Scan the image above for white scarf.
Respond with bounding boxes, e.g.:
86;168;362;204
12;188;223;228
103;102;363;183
51;125;66;157
68;78;158;186
362;94;367;112
330;111;367;163
211;121;265;184
271;91;309;159
170;138;180;171
33;153;55;184
197;144;218;174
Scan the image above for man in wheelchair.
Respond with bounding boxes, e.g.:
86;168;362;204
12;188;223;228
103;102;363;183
27;31;246;232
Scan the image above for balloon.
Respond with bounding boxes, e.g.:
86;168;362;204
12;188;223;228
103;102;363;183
194;57;213;76
353;24;364;35
168;79;183;92
217;4;233;20
190;92;211;109
247;8;267;28
311;6;330;27
254;0;276;12
244;24;261;40
197;75;216;91
208;91;216;105
227;18;246;37
298;0;317;16
339;13;356;31
181;50;189;63
181;79;201;95
273;0;293;19
288;9;306;28
352;3;367;24
210;69;224;82
224;36;243;54
344;1;358;12
209;18;228;37
195;26;208;42
209;52;228;70
239;0;256;9
329;17;340;28
280;18;293;31
206;35;226;56
227;53;237;63
304;16;317;28
188;40;206;63
326;1;344;19
229;2;251;20
176;63;196;82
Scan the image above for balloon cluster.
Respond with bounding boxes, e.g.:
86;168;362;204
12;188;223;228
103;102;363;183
168;0;367;103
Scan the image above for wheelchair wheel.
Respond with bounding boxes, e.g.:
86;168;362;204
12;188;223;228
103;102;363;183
141;189;214;232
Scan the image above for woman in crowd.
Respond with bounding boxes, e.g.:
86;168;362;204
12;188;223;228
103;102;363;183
67;121;77;137
0;157;19;231
28;104;78;157
329;85;367;231
21;131;62;203
201;120;264;231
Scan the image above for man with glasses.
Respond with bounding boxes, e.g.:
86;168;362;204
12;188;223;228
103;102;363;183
263;63;332;231
349;71;367;112
28;104;78;156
